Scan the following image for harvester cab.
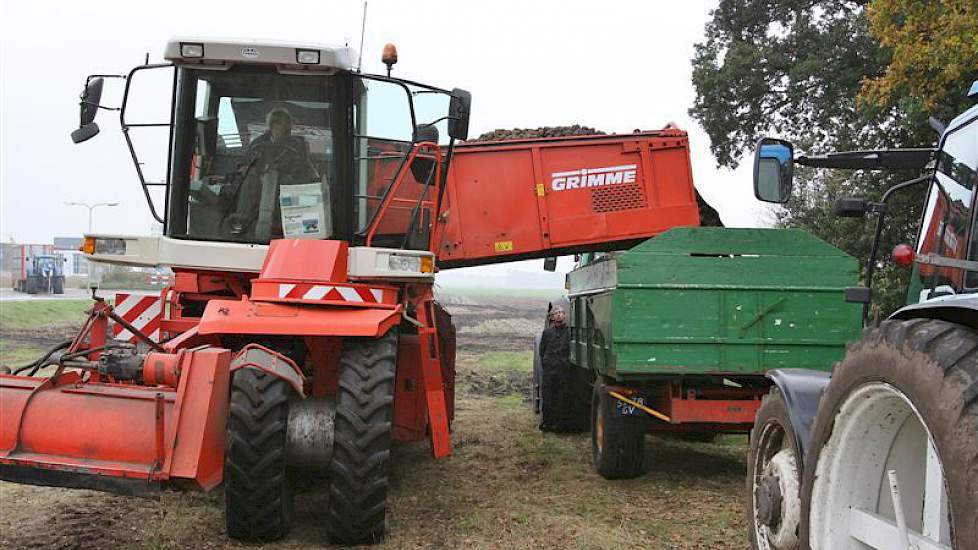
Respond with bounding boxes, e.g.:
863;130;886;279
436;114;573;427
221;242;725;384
2;36;706;545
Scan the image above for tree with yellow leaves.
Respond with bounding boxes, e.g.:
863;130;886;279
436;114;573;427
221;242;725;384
860;0;978;125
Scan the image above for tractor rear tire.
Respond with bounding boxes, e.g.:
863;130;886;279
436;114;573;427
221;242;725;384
747;387;801;550
326;330;398;545
52;276;64;295
224;367;294;542
591;381;645;479
800;319;978;549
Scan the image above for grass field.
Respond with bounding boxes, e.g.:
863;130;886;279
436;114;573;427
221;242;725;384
0;299;91;329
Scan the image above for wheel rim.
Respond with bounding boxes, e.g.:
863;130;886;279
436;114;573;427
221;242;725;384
809;382;952;549
751;418;800;550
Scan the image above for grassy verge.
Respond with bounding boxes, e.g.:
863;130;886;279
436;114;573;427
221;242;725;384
0;300;91;330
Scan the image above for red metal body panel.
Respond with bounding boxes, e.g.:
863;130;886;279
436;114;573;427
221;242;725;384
436;131;700;268
0;348;231;490
197;298;402;337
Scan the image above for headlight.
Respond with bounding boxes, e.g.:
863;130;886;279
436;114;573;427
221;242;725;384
296;49;320;64
388;254;421;272
180;43;204;58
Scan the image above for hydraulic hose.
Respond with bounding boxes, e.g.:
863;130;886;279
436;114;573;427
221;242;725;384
10;340;72;376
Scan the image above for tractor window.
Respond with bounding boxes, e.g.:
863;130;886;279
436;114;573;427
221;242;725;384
914;115;978;293
167;66;343;244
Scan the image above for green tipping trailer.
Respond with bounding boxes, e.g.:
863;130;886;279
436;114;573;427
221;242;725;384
550;227;863;478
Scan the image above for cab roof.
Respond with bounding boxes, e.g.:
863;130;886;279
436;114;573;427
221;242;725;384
163;37;357;72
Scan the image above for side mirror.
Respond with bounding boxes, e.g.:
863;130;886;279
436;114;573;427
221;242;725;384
413;123;439;144
447;88;471;141
71;77;105;143
71;123;100;144
753;137;794;203
543;256;557;271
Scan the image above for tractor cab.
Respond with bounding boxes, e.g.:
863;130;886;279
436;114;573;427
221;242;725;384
72;38;470;272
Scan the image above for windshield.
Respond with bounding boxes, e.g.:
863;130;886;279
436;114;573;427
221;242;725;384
165;67;453;250
167;66;349;244
912;114;978;295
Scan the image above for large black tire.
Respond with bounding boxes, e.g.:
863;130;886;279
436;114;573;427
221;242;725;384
52;276;64;295
326;330;397;545
591;380;645;479
224;368;294;542
747;387;801;550
800;319;978;548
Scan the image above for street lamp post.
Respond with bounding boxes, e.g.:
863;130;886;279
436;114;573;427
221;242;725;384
65;201;119;233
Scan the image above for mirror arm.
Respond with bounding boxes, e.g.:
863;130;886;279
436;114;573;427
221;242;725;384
860;173;933;324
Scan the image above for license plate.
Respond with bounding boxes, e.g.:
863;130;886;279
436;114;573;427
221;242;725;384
614;396;645;417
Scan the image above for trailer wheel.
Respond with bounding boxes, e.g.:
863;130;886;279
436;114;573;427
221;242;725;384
747;387;801;550
801;319;978;549
225;367;294;542
591;381;645;479
326;330;397;545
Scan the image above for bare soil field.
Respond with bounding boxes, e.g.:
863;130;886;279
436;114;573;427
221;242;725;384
0;292;749;549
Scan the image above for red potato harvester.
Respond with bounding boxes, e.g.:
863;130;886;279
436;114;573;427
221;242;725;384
0;37;703;545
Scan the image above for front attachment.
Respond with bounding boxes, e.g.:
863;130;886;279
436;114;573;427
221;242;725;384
0;347;232;494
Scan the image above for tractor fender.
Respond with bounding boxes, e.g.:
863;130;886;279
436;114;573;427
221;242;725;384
889;293;978;330
229;344;306;397
764;368;831;467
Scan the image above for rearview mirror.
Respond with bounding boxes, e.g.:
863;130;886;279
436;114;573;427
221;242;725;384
71;77;105;143
753;137;794;203
543;256;557;271
195;116;218;157
447;88;471;141
71;123;100;144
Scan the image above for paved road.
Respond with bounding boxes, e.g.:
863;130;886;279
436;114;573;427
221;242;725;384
0;287;154;302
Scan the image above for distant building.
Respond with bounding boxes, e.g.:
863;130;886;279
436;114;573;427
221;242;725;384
53;237;89;276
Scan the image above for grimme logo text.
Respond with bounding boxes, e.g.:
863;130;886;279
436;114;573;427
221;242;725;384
551;164;637;191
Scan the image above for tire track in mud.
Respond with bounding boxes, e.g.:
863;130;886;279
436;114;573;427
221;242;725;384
0;487;160;549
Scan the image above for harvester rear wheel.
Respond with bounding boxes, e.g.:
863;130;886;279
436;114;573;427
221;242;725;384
801;319;978;549
591;381;645;479
224;367;294;542
326;330;397;545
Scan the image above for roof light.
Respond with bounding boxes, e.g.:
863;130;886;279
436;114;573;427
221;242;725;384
296;49;320;64
180;42;204;58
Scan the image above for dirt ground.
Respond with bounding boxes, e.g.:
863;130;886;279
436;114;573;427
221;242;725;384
0;293;749;549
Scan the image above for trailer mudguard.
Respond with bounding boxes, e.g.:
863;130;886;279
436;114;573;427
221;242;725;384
765;368;831;465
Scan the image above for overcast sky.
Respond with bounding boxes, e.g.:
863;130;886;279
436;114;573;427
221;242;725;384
0;0;772;285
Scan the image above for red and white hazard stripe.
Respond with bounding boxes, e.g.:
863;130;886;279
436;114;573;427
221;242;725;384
277;283;388;304
113;293;162;342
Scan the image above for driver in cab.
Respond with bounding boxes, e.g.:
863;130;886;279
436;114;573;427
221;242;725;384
247;108;319;182
228;107;321;239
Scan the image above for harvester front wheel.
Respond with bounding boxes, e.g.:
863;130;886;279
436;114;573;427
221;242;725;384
591;381;645;479
326;330;397;545
801;319;978;549
224;368;294;542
